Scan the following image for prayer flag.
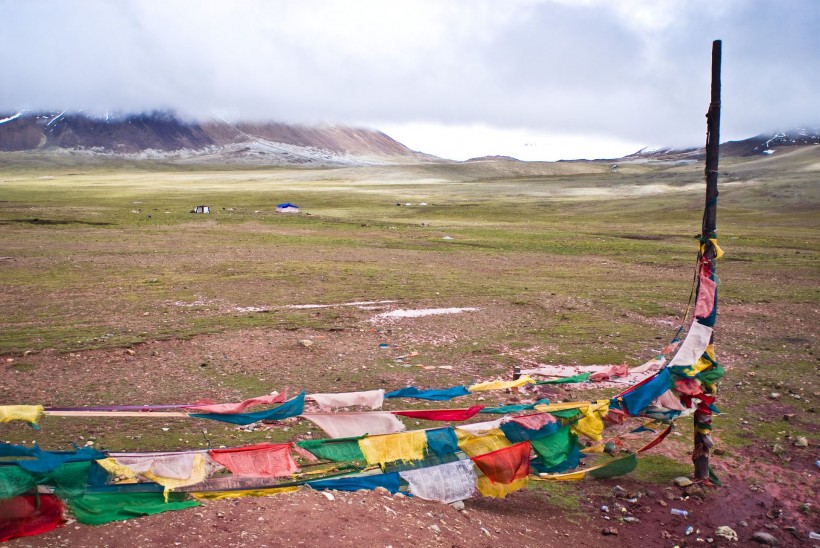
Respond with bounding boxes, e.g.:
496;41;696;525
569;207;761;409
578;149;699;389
470;442;531;485
400;459;477;503
209;443;298;478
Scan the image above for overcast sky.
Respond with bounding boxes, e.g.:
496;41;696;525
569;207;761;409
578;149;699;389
1;0;818;160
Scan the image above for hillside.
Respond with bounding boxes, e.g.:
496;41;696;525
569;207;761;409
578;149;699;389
0;111;436;166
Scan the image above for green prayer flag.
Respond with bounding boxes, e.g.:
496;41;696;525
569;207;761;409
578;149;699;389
0;466;37;499
297;437;366;463
65;492;199;525
549;409;583;420
588;453;638;479
535;373;591;385
530;427;577;468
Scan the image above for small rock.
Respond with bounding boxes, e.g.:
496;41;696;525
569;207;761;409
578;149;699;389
321;491;335;501
674;476;693;487
298;339;314;348
612;485;628;497
713;447;726;456
661;530;672;539
373;486;390;495
798;503;811;514
429;524;441;534
393;492;405;498
771;444;786;455
125;348;135;355
658;500;668;507
738;520;748;528
715;526;738;541
751;531;779;546
793;436;808;447
782;414;796;421
623;516;640;523
450;500;465;511
769;392;781;400
601;527;619;536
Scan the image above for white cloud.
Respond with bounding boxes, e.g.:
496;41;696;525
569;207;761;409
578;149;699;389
0;0;817;159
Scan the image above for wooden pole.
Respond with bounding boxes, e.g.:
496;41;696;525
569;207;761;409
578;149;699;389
693;39;721;481
702;40;721;238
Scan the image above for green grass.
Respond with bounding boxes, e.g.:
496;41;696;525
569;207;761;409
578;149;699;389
0;149;817;469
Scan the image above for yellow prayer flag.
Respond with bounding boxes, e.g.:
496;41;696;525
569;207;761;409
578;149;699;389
538;469;586;482
96;458;139;482
191;486;299;500
455;428;512;458
358;430;427;467
476;475;529;498
570;402;608;442
468;376;535;392
0;405;44;427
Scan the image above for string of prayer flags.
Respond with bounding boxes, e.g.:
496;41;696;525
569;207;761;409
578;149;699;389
301;412;405;438
308;389;385;411
399;459;477;504
189;392;305;425
307;472;402;494
209;443;298;478
468;376;534;392
183;392;287;414
384;386;470;401
0;406;43;429
358;430;427;467
500;413;560;443
392;405;484;422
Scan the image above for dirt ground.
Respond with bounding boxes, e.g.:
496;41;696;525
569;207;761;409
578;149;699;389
2;302;818;547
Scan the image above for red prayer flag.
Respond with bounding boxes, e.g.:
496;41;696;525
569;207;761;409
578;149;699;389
391;405;484;422
0;495;65;542
209;443;298;477
470;441;531;484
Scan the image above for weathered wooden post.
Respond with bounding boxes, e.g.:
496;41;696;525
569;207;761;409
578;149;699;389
693;39;721;481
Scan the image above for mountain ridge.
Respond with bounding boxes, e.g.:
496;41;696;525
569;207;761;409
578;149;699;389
0;110;437;166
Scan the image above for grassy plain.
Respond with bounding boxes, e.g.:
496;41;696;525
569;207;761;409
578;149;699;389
0;148;817;492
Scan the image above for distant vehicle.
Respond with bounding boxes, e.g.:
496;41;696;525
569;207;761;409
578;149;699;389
191;205;210;214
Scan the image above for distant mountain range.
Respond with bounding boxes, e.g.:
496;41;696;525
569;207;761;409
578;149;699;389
0;111;818;165
0;111;434;166
628;127;820;160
